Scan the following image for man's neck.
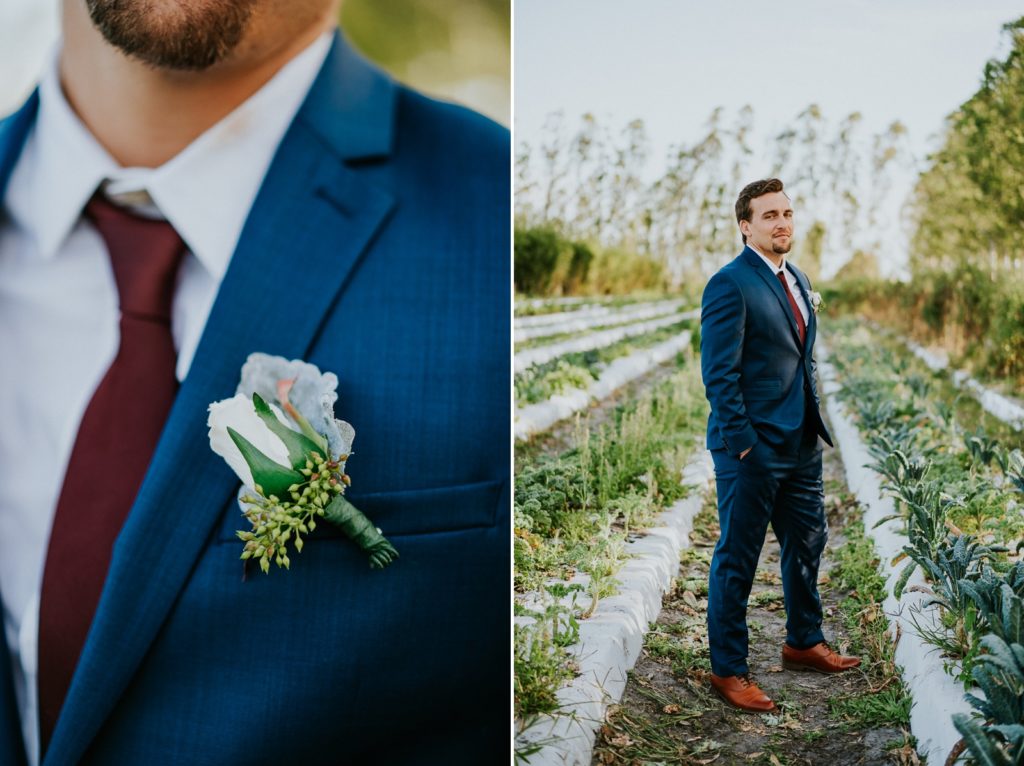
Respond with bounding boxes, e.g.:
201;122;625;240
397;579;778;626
748;243;785;270
59;0;334;168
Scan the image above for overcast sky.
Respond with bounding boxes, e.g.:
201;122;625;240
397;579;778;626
515;1;1022;274
516;0;1020;163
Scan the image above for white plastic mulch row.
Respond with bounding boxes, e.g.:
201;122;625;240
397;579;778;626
515;331;692;441
514;311;698;374
515;451;715;766
515;299;685;335
817;341;973;766
515;296;592;312
899;336;1024;431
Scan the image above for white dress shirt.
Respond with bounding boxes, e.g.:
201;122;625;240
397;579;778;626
748;243;810;325
0;34;331;765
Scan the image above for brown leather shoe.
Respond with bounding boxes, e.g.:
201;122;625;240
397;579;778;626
782;641;861;673
709;673;778;713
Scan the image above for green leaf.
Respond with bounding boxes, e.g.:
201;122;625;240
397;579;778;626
251;393;321;469
291;410;329;455
954;713;1010;766
227;427;305;499
892;560;917;600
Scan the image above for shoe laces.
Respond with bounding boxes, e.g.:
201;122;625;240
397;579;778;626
738;673;754;688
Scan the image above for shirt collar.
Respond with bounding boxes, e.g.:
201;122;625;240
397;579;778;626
4;58;116;261
7;32;332;280
748;243;788;275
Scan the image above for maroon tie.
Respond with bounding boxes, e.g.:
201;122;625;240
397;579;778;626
775;270;806;345
37;193;185;749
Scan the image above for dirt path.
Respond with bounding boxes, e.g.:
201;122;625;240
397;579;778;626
591;410;919;766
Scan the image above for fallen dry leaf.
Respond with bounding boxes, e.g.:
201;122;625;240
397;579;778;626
608;733;632;748
663;703;681;714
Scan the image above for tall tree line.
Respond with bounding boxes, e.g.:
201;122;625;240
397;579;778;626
910;16;1024;277
516;104;913;287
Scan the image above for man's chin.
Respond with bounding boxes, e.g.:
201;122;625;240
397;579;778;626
86;0;257;71
772;241;792;255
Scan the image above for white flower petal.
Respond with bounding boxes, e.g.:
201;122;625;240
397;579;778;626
207;394;292;489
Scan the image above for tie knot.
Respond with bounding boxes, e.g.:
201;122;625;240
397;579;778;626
85;193;185;322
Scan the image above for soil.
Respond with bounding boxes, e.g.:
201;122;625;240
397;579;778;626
590;410;919;766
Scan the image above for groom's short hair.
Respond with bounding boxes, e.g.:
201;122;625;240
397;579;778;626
736;178;786;244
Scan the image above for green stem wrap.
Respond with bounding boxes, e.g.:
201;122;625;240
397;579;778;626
323;494;399;569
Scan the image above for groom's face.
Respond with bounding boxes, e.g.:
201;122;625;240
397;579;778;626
82;0;337;71
742;191;793;256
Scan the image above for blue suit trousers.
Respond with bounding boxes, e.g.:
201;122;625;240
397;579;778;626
707;436;827;677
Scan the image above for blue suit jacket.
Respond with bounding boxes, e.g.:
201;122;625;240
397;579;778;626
0;33;508;765
700;246;832;457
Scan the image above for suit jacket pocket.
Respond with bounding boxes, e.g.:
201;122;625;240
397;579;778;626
742;377;783;401
215;478;505;543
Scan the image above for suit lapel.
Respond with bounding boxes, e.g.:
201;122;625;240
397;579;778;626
741;247;803;349
43;33;397;765
0;92;38;766
0;91;39;200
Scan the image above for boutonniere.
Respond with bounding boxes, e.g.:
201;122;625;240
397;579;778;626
809;291;823;314
207;353;398;573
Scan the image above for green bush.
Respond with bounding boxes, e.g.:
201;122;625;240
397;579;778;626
824;269;1024;389
514;226;561;295
514;225;668;297
563;241;594;294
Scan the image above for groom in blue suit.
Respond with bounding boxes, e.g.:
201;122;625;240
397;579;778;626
0;1;507;764
700;179;858;713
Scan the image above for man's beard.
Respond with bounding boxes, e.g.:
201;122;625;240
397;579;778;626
771;239;792;255
85;0;259;71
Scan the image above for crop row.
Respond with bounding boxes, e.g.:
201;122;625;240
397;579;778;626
515;298;685;342
514;362;709;735
514;294;661;317
825;319;1024;764
514;310;697;374
514;330;694;441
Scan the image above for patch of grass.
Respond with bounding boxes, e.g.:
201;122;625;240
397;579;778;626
675;578;708;597
827;684;911;728
801;728;827;744
826;500;912;729
513;615;577;719
831;517;887;605
645;630;711;674
749;590;785;609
